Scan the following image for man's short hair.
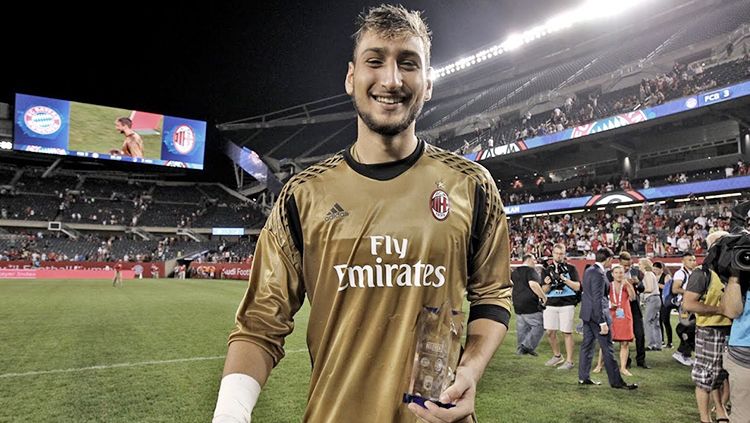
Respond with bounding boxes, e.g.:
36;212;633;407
116;117;133;128
352;4;432;66
552;243;566;252
653;261;664;269
618;251;631;261
595;248;614;263
522;254;536;262
681;251;696;258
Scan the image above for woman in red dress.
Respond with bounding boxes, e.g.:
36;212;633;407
593;265;636;375
609;265;636;376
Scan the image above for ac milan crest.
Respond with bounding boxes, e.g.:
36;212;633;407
172;124;196;154
430;188;450;221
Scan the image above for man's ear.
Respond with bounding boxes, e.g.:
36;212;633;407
345;62;354;95
424;67;434;102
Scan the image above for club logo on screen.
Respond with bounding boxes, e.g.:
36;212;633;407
172;125;195;154
23;106;62;136
430;189;450;221
165;161;188;168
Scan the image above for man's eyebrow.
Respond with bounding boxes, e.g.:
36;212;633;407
361;47;386;56
360;47;422;60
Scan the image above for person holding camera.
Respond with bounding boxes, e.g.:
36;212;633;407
542;244;580;370
712;199;750;423
512;254;547;356
721;272;749;423
683;231;732;423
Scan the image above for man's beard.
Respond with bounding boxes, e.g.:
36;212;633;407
352;94;424;137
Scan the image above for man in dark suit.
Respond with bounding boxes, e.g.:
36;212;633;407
578;248;637;389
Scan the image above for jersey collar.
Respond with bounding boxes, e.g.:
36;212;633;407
343;139;424;181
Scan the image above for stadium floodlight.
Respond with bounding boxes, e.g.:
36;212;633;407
431;0;654;81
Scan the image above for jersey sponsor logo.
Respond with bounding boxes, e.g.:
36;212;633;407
334;235;447;291
430;189;450;221
23;106;62;136
324;203;349;222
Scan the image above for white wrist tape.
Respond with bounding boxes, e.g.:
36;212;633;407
213;373;261;423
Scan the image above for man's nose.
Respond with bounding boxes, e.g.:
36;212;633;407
380;61;403;91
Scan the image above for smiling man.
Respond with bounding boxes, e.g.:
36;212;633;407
213;5;512;423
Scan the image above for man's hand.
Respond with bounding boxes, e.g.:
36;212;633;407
407;367;476;423
599;323;609;335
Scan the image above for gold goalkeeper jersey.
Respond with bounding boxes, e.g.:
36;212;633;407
228;140;512;422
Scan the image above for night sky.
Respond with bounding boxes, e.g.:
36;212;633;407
1;1;579;125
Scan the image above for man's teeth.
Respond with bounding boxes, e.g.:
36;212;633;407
374;96;403;104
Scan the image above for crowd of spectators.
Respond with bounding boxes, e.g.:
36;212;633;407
451;54;750;155
508;197;747;261
499;161;749;205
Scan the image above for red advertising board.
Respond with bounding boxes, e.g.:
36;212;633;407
189;262;252;280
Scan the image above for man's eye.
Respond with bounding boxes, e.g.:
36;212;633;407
366;59;382;66
401;61;417;69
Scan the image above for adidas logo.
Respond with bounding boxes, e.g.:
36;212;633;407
325;203;349;222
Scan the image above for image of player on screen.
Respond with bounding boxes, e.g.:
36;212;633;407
112;117;144;158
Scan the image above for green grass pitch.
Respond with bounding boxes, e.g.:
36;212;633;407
68;102;162;159
0;279;700;422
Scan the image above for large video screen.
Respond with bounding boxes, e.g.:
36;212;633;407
13;93;206;169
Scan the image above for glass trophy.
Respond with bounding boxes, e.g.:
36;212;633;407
403;302;464;409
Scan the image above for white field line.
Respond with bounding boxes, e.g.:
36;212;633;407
0;348;308;379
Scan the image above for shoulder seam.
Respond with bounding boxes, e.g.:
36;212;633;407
282;153;345;195
423;143;492;185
